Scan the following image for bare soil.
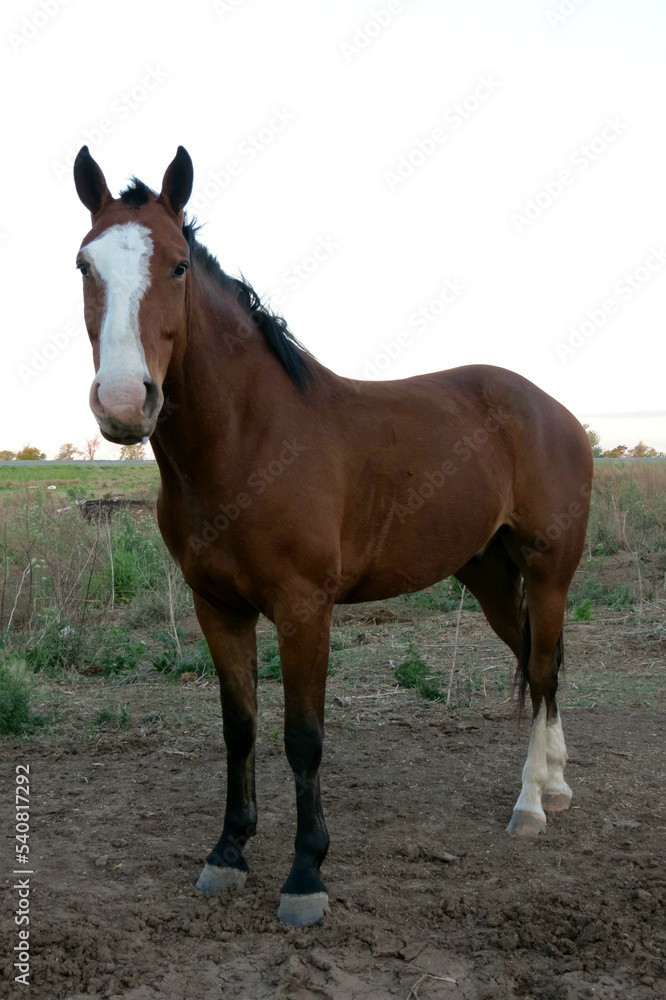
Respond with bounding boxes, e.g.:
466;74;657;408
1;694;664;1000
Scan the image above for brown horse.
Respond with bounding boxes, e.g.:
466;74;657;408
73;145;593;927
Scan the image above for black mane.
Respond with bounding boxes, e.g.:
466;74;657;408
119;177;152;207
118;178;313;390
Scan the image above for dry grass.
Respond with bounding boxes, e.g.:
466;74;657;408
6;597;663;757
1;460;664;747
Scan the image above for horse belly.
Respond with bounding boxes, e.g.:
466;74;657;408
339;481;507;603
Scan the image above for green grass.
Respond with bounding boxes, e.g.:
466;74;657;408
0;462;159;494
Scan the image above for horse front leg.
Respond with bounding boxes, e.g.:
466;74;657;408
273;595;332;927
192;593;260;893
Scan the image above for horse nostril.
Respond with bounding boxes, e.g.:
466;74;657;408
90;381;103;414
143;380;160;418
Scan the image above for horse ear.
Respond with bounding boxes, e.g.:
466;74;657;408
158;146;194;216
74;146;112;216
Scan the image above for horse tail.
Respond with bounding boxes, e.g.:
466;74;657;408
515;583;531;724
514;585;565;723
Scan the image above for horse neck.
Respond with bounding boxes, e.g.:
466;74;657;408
151;269;315;479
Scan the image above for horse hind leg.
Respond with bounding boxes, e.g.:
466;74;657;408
453;530;524;658
506;580;571;836
542;691;573;813
455;532;573;835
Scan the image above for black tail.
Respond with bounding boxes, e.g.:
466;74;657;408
514;584;531;725
514;584;564;724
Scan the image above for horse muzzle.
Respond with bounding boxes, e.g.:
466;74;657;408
90;377;163;445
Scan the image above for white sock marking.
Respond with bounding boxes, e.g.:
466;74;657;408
512;701;548;820
544;712;572;799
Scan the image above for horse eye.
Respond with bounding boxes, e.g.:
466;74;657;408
173;262;189;278
77;263;89;278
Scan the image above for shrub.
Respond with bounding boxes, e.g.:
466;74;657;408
0;660;39;735
25;619;81;674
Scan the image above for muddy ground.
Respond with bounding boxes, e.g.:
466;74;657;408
1;693;664;1000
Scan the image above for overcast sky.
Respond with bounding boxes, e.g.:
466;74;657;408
2;0;665;458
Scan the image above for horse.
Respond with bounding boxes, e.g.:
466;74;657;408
73;145;593;927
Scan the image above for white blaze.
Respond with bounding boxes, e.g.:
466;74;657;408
84;222;153;400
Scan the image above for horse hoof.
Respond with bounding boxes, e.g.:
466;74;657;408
506;809;547;837
277;891;330;927
196;863;247;894
542;790;572;812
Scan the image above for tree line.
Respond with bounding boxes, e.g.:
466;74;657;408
583;425;665;458
3;429;663;462
1;436;148;461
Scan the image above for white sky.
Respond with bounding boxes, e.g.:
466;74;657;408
1;0;665;458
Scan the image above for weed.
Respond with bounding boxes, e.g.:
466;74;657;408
0;660;42;734
259;639;279;663
395;644;442;700
95;629;147;677
106;512;165;603
93;704;131;728
150;633;213;680
606;583;636;610
571;599;593;622
402;578;481;614
25;619;81;673
259;654;282;680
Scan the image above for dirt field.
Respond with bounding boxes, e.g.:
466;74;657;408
1;605;665;1000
